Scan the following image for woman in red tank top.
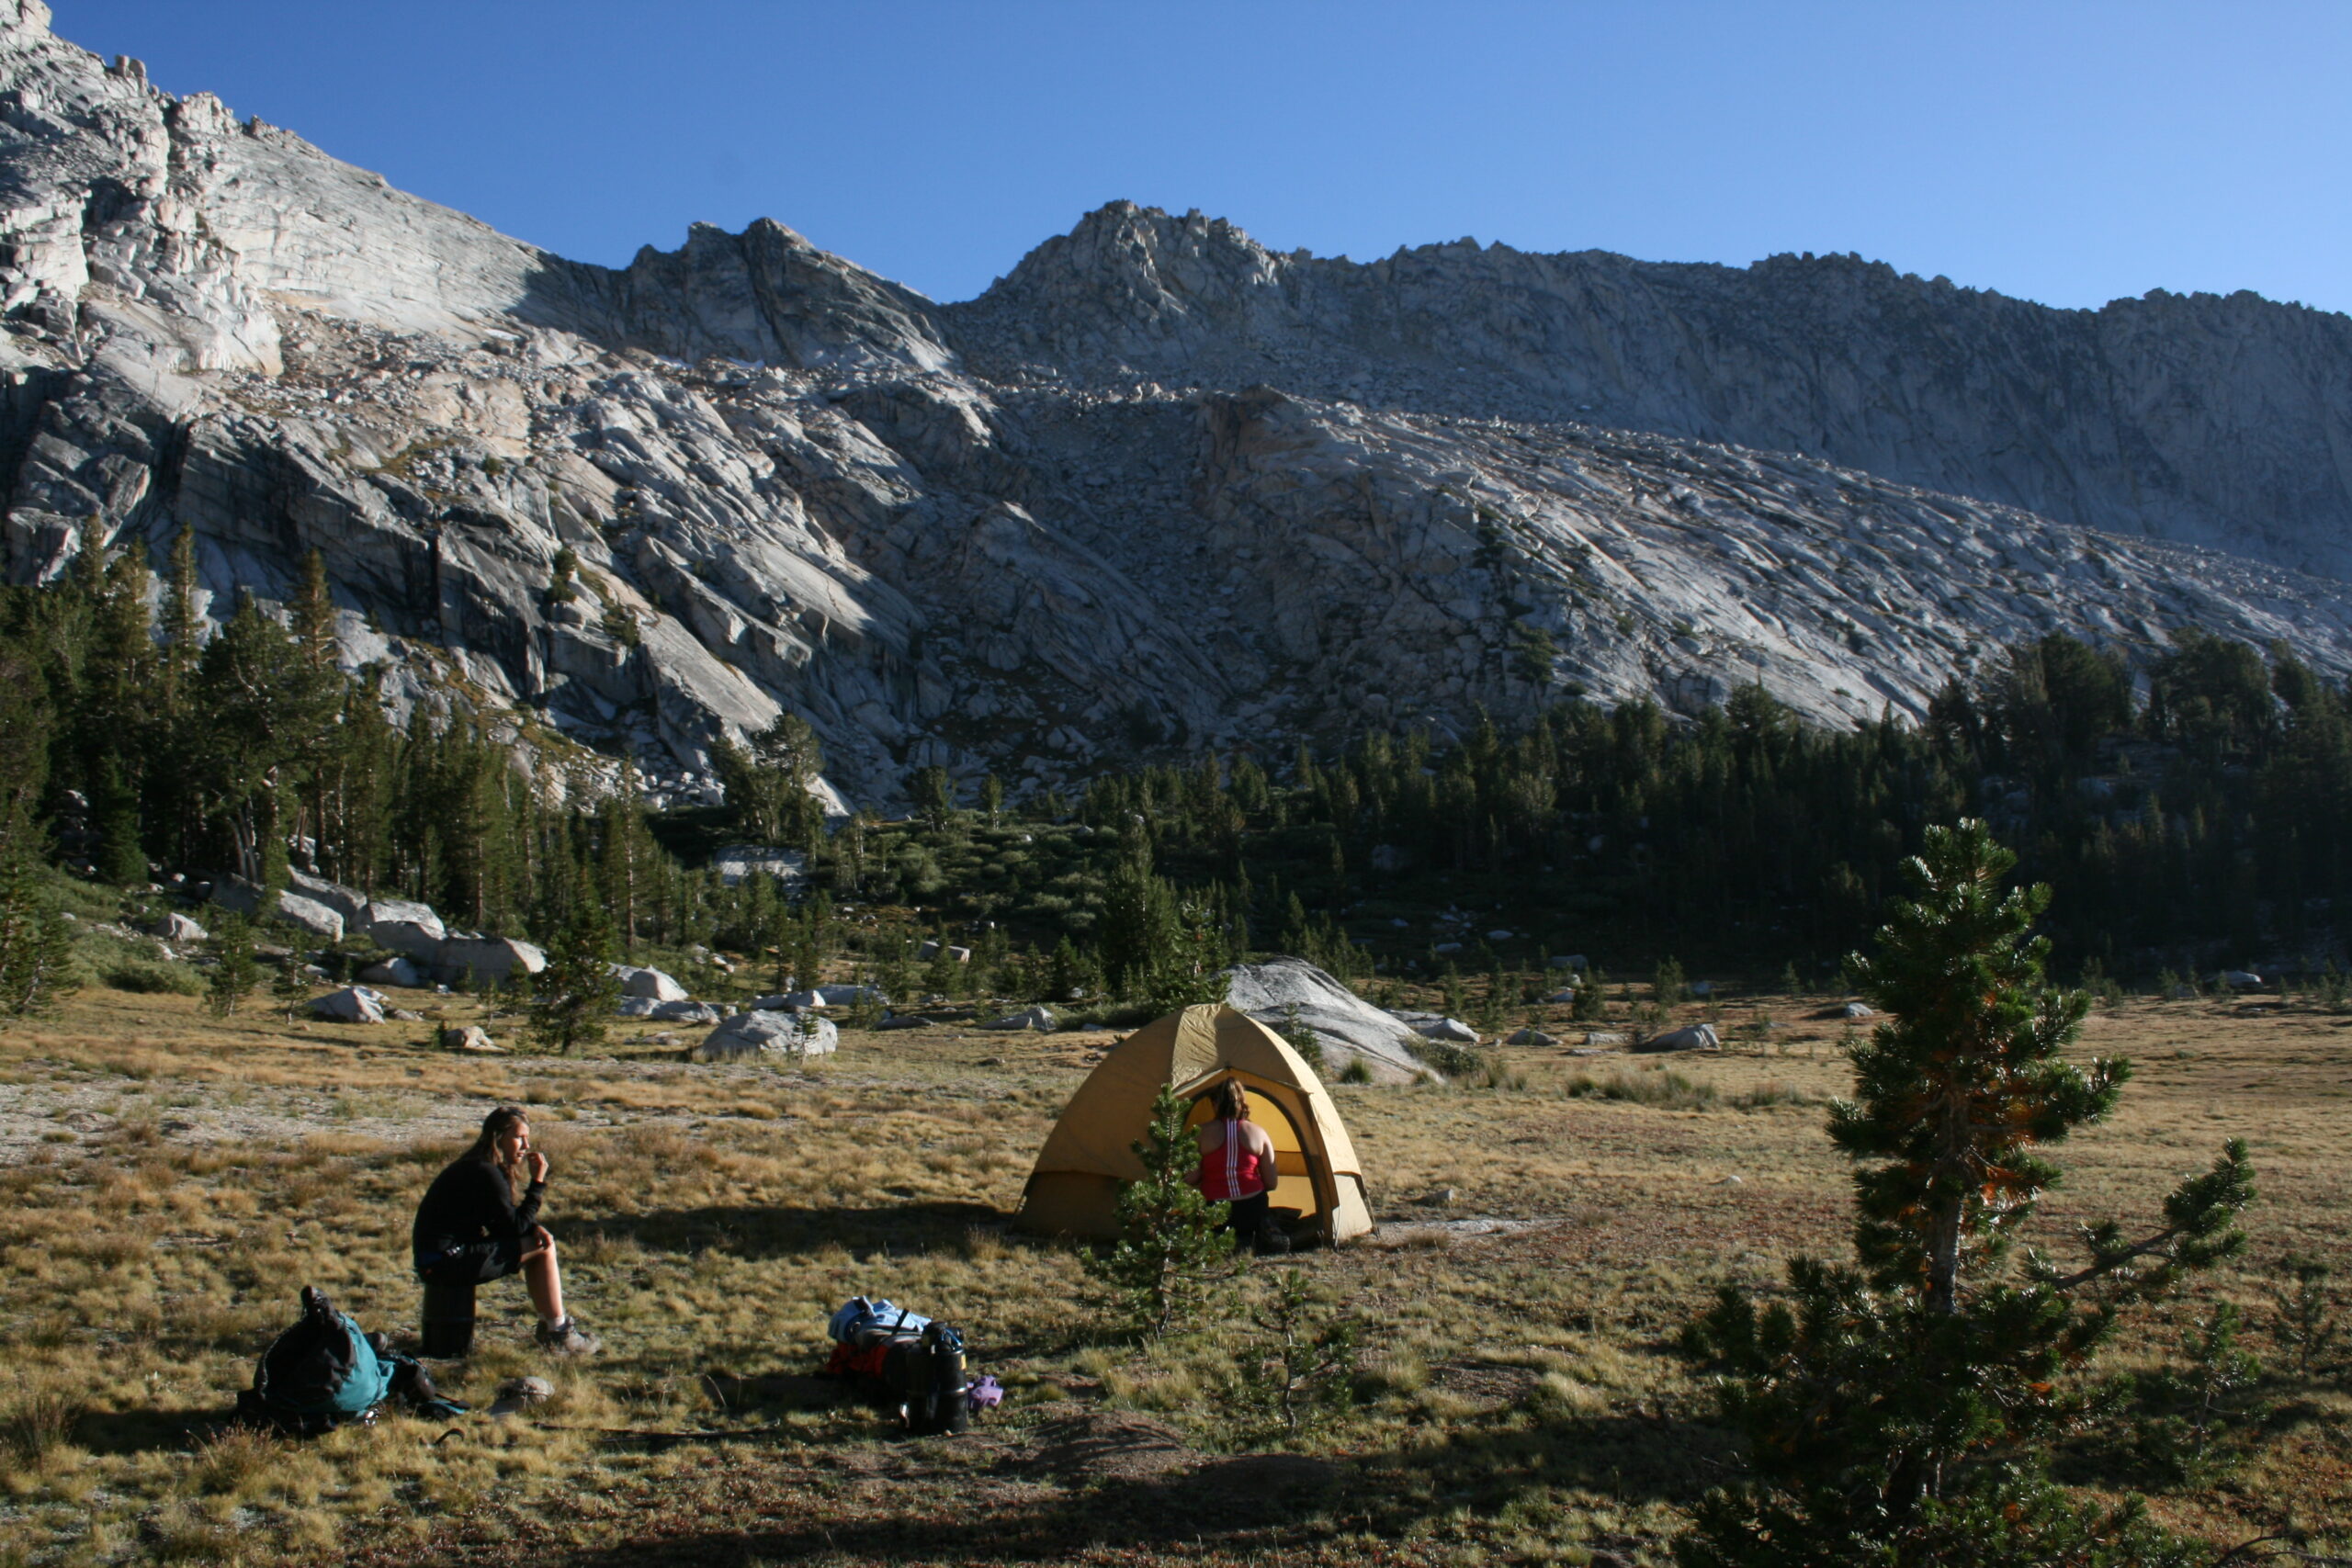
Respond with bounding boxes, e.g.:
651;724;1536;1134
1188;1079;1279;1249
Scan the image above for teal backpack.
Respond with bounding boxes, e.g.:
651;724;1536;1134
238;1287;401;1434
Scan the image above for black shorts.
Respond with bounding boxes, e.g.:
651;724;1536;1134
1220;1191;1271;1236
417;1236;521;1286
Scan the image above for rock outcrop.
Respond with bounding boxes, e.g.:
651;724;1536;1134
1222;956;1427;1083
4;7;2351;803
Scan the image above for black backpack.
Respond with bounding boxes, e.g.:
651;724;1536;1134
236;1287;454;1435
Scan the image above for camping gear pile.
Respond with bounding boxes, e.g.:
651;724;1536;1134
235;1287;465;1434
823;1297;983;1436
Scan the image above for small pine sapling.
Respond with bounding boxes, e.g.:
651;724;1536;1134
269;958;314;1021
2268;1252;2343;1380
1235;1269;1360;1441
2122;1303;2267;1486
1277;1001;1326;1075
204;916;258;1019
1081;1084;1238;1338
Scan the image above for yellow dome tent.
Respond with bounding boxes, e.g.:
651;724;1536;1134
1017;1002;1374;1245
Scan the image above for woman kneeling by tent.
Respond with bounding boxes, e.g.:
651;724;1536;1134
412;1105;599;1355
1187;1078;1288;1253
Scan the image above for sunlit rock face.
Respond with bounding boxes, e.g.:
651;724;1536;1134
5;6;2351;801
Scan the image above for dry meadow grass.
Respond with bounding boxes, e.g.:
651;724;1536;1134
0;982;2342;1565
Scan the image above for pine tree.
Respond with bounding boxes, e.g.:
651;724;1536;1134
290;549;335;671
1080;1085;1238;1337
1099;830;1182;999
527;901;620;1054
159;526;203;713
0;809;77;1019
1680;820;2256;1567
270;956;315;1022
205;915;258;1019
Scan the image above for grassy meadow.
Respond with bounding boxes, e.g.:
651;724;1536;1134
0;978;2343;1566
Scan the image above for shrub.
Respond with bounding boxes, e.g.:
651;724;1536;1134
102;959;201;996
1566;1068;1718;1111
1408;1038;1486;1077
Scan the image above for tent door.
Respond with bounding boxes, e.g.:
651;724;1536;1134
1183;1080;1326;1226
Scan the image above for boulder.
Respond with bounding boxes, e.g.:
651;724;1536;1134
435;936;546;987
710;845;806;887
1485;930;1514;942
695;1010;839;1063
815;984;886;1008
369;918;447;962
153;911;207;944
1223;956;1429;1084
874;1013;934;1030
1506;1028;1558;1047
983;1004;1057;1032
1688;980;1713;998
1582;1031;1629;1047
1544;987;1579;1004
1638;1023;1721;1053
311;987;385;1024
1841;1000;1875;1020
285;870;370;922
746;992;806;1011
611;964;688;1002
2217;970;2264;989
616;996;658;1018
209;876;344;942
439;1025;501;1053
363;898;445;941
357;955;426;988
650;999;722;1023
916;941;973;963
273;893;345;942
1395;1012;1479;1044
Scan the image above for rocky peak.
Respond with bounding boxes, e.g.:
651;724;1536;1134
950;205;2352;581
548;216;956;375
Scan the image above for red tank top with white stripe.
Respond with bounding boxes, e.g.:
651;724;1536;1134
1197;1118;1264;1201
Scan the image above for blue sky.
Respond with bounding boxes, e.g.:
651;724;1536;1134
50;1;2352;313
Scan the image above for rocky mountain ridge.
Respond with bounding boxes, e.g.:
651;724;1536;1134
2;0;2349;804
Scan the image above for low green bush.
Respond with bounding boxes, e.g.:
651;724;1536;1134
101;960;201;996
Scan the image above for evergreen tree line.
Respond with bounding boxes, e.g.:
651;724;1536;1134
1029;627;2352;980
5;525;2347;1001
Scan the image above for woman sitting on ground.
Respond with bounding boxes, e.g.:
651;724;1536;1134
413;1105;599;1355
1188;1079;1286;1253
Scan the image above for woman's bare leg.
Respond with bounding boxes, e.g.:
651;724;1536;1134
522;1238;566;1326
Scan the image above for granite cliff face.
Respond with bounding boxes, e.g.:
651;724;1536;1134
2;1;2349;803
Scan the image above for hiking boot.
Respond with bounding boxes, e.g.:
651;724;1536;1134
1254;1223;1293;1257
534;1317;601;1357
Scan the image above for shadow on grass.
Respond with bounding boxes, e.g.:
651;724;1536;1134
74;1405;220;1456
531;1405;1725;1566
572;1200;1016;1262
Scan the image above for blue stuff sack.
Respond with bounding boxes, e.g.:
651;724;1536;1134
827;1296;932;1346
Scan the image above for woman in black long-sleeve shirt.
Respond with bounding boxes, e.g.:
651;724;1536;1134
413;1106;598;1355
